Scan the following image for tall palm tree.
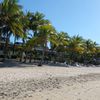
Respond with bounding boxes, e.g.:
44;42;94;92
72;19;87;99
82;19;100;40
18;12;31;62
0;0;24;58
27;23;56;63
25;12;54;63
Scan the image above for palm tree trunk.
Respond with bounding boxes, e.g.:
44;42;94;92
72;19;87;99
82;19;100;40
41;47;45;64
20;38;25;62
13;36;16;55
4;32;9;59
41;40;47;64
19;49;22;62
29;54;32;63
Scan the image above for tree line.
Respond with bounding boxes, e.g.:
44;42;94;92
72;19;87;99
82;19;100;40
0;0;100;64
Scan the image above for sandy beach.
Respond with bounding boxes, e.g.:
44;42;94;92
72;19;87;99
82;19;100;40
0;65;100;100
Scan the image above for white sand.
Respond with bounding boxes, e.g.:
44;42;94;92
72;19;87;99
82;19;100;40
0;65;100;100
24;81;100;100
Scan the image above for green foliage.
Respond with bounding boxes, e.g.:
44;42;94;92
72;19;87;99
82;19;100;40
0;0;99;64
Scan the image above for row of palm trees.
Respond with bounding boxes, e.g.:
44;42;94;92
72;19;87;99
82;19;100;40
0;0;100;64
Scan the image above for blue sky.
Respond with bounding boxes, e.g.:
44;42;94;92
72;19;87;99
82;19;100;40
19;0;100;44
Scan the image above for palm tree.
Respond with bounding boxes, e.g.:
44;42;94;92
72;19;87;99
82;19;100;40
68;35;84;63
27;12;50;37
83;39;98;63
25;12;55;63
95;46;100;61
53;32;69;52
18;12;31;62
50;32;70;63
0;0;24;58
27;23;56;64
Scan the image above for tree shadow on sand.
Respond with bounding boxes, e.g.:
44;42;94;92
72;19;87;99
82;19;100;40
0;59;36;68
